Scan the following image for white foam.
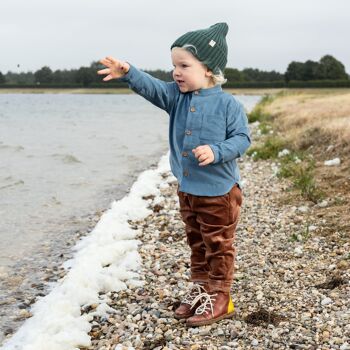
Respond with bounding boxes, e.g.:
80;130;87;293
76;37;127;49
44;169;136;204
1;153;171;350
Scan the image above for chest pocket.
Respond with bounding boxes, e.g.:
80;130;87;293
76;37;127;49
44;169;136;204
200;114;226;143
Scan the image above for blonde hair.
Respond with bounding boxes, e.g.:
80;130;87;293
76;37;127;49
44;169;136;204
182;44;227;86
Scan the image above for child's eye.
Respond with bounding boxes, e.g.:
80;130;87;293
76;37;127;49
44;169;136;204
181;64;188;68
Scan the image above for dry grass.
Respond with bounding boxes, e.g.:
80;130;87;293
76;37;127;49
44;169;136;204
263;90;350;151
260;89;350;239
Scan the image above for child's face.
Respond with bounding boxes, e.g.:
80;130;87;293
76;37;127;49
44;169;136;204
171;47;214;93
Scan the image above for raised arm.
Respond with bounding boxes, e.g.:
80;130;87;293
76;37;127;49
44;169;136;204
97;56;178;113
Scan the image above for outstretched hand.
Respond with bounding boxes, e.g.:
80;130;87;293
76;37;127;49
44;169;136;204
192;145;215;166
97;56;130;81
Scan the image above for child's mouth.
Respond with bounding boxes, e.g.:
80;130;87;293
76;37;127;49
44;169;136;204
177;80;185;84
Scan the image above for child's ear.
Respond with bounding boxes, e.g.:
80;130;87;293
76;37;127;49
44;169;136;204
205;68;213;78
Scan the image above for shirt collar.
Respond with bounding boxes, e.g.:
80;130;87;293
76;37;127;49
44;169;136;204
192;85;222;96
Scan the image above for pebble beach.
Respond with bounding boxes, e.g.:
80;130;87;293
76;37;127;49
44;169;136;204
79;124;350;350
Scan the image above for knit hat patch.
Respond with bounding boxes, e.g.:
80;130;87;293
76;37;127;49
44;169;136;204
170;22;229;73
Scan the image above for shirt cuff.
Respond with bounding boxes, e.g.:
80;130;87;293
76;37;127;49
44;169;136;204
117;63;135;82
208;144;221;164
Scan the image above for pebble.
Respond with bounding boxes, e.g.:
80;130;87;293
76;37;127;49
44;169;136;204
297;206;309;213
82;141;340;349
5;122;348;350
251;339;259;346
324;158;341;166
321;297;333;306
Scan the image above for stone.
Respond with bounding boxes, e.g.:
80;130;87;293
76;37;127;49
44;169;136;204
321;297;332;306
251;339;259;346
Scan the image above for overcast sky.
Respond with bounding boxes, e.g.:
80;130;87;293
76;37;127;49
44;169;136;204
0;0;349;74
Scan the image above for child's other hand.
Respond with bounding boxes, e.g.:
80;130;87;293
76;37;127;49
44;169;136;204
192;145;214;166
97;56;130;81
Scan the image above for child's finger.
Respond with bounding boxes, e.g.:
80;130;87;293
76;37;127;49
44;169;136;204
97;68;110;75
192;146;204;157
192;149;202;159
106;56;118;64
199;158;211;166
198;153;208;162
99;58;111;66
103;75;113;81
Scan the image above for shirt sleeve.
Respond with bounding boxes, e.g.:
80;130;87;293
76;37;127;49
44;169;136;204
118;64;179;114
209;99;251;164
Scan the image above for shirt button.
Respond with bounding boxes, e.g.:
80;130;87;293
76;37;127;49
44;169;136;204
185;130;192;135
182;151;188;157
190;106;196;112
194;91;199;95
183;170;189;177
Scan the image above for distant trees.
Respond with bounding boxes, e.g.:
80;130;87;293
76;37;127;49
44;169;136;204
318;55;348;80
285;55;348;82
0;55;348;88
224;68;242;82
34;66;54;84
144;69;173;82
76;67;95;87
4;71;34;84
224;67;284;84
0;71;5;84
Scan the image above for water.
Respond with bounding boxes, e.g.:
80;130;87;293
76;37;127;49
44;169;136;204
0;93;170;267
0;92;260;342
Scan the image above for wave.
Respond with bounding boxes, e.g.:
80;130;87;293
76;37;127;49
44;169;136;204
0;180;24;191
0;143;24;152
50;154;82;164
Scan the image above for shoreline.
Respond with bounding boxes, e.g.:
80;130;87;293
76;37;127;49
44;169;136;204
2;122;349;349
2;92;349;349
0;154;173;349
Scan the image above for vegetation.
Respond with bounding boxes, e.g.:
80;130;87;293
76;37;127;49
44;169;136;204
246;93;330;203
0;71;5;84
0;55;348;89
285;55;348;82
277;153;324;203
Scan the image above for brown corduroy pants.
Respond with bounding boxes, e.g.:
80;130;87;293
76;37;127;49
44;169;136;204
177;184;242;293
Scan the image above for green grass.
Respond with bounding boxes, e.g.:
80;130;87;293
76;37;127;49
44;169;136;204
247;136;286;160
289;233;299;242
248;135;324;203
258;122;272;135
247;91;325;203
289;223;311;242
277;153;325;203
247;94;276;123
248;106;270;123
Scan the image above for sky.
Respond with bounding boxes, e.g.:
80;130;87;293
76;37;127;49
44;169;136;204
0;0;349;74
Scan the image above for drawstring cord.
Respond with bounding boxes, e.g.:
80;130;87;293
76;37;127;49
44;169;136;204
190;292;218;316
182;284;207;306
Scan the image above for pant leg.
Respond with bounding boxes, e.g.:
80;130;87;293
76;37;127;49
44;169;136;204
177;188;209;283
193;185;242;293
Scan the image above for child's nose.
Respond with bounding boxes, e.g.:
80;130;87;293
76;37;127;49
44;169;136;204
173;68;180;76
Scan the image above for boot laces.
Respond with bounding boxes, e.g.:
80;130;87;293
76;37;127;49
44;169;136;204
182;284;206;306
191;292;218;316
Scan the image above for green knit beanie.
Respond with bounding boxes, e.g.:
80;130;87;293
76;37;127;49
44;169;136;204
170;22;229;74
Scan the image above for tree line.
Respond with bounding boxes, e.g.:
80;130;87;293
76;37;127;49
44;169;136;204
0;55;348;88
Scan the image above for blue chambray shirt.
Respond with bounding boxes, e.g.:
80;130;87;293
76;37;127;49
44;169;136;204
119;65;251;196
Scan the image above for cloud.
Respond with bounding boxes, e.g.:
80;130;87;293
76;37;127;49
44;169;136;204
1;0;349;73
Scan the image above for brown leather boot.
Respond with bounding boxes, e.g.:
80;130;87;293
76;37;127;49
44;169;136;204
186;291;235;326
174;283;208;320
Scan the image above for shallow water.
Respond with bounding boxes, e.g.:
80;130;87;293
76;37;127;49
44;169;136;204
0;92;260;342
